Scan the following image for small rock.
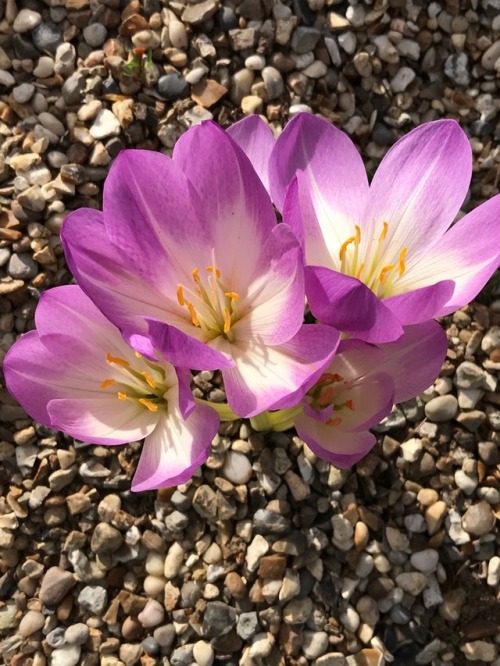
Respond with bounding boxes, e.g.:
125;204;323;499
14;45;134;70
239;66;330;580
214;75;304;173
396;572;428;596
182;0;219;25
13;9;42;33
7;253;38;280
83;24;107;48
237;611;260;640
302;630;329;658
18;610;45;637
138;599;165;628
39;567;76;605
462;501;496;536
90;109;121;140
193;640;214;666
158;74;188;101
65;623;89;645
77;585;108;614
461;640;496;662
262;66;284;100
90;522;123;554
391;66;416;92
50;644;81;666
410;549;439;573
444;52;470;86
283;597;312;624
424;395;458;422
202;601;236;638
32;22;64;54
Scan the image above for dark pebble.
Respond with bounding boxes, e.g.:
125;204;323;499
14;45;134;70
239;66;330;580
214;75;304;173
32;22;64;54
157;74;188;101
142;636;160;655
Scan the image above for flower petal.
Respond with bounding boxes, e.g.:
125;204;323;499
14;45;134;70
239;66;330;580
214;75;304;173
234;224;305;346
296;417;377;464
131;404;219;491
379;320;448;402
305;265;404;342
384;280;455;325
405;194;500;315
48;396;156;445
173;121;277;289
147;319;235;370
222;323;340;417
270;115;369;244
367;120;472;260
3;331;69;426
226;115;275;194
102;149;210;272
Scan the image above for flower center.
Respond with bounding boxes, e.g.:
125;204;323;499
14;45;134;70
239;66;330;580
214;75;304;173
176;256;240;342
338;222;407;298
101;352;168;412
307;372;355;428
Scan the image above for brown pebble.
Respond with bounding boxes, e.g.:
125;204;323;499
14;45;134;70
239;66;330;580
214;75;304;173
224;571;247;600
121;615;144;640
257;554;287;580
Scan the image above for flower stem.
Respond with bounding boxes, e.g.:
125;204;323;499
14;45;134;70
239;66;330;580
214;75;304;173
250;406;304;432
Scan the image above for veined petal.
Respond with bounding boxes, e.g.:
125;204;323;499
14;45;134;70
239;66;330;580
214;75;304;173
234;224;305;346
296;417;377;463
384;280;455;325
270;115;369;249
3;331;82;426
173;121;277;290
147;319;235;370
305;265;403;343
131;404;219;492
379;320;448;402
48;396;156;445
222;324;340;417
282;173;334;268
366;120;472;263
62;209;178;343
404;195;500;315
226;115;275;195
102;149;210;273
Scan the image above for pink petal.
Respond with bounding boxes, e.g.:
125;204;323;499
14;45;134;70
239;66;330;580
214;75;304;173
226;115;275;194
384;280;455;325
295;417;377;463
305;265;404;343
222;324;340;417
131;404;219;491
366;120;472;260
270;114;369;243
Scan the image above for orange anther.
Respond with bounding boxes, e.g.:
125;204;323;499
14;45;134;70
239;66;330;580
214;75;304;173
379;264;395;285
339;236;356;261
398;247;407;277
223;307;231;334
100;379;115;390
318;386;335;406
141;371;157;389
139;398;159;412
225;291;239;301
205;266;221;278
177;285;185;306
117;392;128;401
326;416;342;427
345;399;354;410
192;268;200;283
107;353;129;367
186;301;199;327
378;221;389;242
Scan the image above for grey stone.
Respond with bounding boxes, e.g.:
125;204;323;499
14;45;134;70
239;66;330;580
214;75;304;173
236;611;260;640
77;585;108;614
444;52;470;86
424;395;458;422
32;22;64;55
39;567;76;605
61;73;86;106
202;601;237;638
291;27;321;54
158;74;188;101
83;24;107;48
7;253;38;280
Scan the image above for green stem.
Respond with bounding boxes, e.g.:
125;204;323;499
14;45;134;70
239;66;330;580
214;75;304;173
195;398;240;421
250;406;304;432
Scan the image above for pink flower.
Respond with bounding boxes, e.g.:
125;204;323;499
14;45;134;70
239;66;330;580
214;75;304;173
3;286;219;491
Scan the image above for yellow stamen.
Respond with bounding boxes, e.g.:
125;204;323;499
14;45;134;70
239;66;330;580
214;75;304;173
398;247;407;277
225;291;239;301
354;225;361;244
326;416;342;427
141;371;157;389
345;399;354;411
135;351;142;358
186;301;199;326
177;285;185;306
205;266;221;278
117;392;127;401
139;398;159;412
379;221;389;242
192;268;200;283
339;236;356;261
107;353;129;367
101;379;115;390
223;307;231;334
379;264;395;285
355;262;365;279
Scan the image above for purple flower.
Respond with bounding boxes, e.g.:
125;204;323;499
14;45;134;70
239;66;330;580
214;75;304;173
3;286;219;492
61;121;339;418
268;114;500;341
293;320;448;467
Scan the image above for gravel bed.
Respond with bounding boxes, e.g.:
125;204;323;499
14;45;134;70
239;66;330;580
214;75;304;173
0;0;499;665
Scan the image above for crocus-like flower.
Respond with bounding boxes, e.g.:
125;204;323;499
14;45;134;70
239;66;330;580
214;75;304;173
285;320;448;467
266;114;500;342
3;286;219;492
61;121;339;418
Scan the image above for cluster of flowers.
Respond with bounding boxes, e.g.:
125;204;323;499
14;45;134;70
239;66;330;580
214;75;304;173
5;114;500;492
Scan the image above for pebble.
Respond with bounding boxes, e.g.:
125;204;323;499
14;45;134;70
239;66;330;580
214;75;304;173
396;572;428;595
237;611;260;640
32;22;64;54
245;55;266;70
0;70;15;87
90;522;123;554
83;24;107;48
138;599;165;628
487;556;500;587
410;549;439;573
158;73;188;100
262;66;284;100
33;56;54;78
445;52;470;86
461;501;496;536
302;630;329;658
13;9;42;33
193;640;214;666
202;601;236;637
90;110;121;140
391;66;416;92
222;450;252;484
18;610;45;637
77;585;108;614
283;597;312;624
39;567;76;605
12;83;35;103
481;40;500;70
461;641;496;662
424;395;458;422
7;253;38;280
64;623;89;645
50;644;81;666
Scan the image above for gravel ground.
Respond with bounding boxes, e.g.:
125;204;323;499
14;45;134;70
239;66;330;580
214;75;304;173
0;0;500;665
